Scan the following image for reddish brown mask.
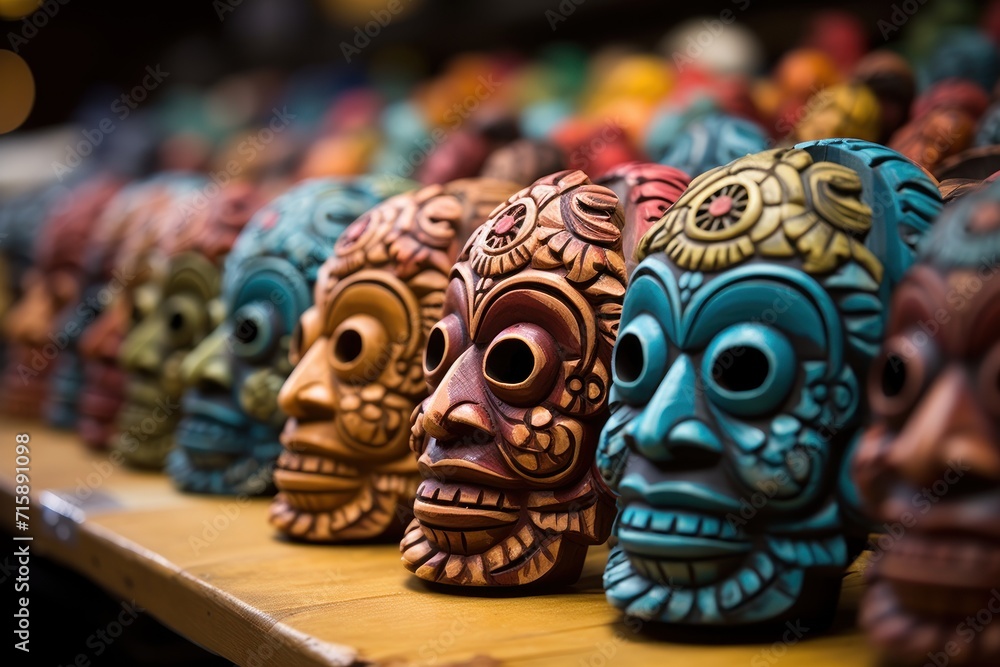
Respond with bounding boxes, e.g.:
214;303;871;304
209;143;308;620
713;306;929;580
854;184;1000;665
402;170;624;587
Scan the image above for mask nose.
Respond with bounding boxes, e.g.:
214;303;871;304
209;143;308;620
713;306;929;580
421;349;494;444
120;314;162;376
180;325;231;394
628;354;722;467
276;340;334;420
80;301;126;363
883;367;1000;490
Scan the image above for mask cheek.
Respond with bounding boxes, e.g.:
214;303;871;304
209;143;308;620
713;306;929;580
162;350;188;398
238;368;285;424
503;409;585;481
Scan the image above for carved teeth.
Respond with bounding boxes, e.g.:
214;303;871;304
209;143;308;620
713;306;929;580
275;451;359;477
416;481;518;510
621;506;747;541
765;535;849;568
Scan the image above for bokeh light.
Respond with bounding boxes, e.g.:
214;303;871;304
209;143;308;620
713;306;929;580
0;0;40;20
0;50;35;134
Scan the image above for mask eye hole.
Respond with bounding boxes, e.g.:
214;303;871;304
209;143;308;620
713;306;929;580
485;338;535;386
423;314;466;388
880;354;907;398
712;346;769;392
614;332;643;384
482;324;558;407
229;303;276;361
868;335;933;421
424;325;447;375
334;327;363;364
328;314;389;383
702;324;795;417
234;314;258;344
163;294;205;347
612;313;667;405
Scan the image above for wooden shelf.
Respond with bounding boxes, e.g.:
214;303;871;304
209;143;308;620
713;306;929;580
0;418;874;666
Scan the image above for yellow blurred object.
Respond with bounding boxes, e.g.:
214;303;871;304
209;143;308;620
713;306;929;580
0;0;39;20
0;50;34;134
793;83;881;143
584;54;672;114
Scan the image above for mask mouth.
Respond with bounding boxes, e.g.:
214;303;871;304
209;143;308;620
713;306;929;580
875;531;1000;614
273;450;365;510
175;393;254;457
412;479;521;555
617;503;752;586
271;450;420;542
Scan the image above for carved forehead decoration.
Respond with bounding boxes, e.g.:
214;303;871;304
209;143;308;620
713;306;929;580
458;170;628;353
318;178;517;323
638;148;882;283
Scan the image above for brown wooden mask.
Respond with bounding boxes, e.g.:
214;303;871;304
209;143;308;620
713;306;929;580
402;170;623;587
854;182;1000;665
269;178;518;542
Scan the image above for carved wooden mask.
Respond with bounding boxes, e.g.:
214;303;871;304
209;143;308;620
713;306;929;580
402;170;624;587
168;177;404;493
855;183;1000;665
269;178;516;539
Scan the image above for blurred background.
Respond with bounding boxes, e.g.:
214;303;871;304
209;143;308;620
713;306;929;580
2;0;998;664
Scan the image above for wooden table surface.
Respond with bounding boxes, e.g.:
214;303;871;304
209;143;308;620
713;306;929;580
0;418;877;666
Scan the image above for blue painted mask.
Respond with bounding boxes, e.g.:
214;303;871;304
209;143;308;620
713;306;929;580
598;145;940;627
168;177;410;495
